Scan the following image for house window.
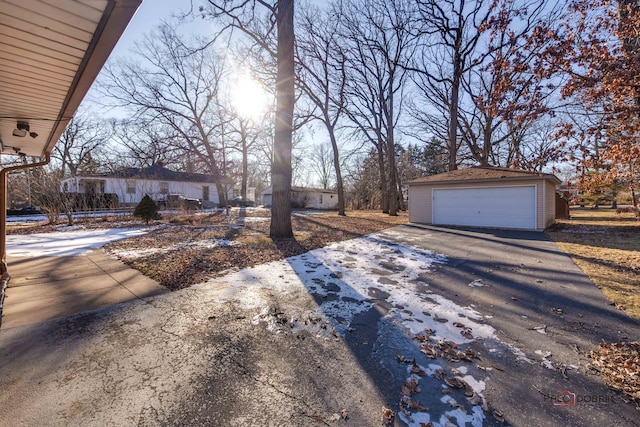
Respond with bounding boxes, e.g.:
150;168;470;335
202;186;210;201
63;182;68;192
319;194;323;204
160;182;169;194
126;180;136;194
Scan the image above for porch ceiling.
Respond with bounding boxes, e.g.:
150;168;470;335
0;0;141;158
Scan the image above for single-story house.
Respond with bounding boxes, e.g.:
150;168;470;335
61;165;239;208
232;186;256;202
261;186;339;210
407;166;561;231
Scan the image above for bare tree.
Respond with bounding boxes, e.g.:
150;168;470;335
30;166;75;225
410;0;564;171
226;115;265;199
110;119;183;169
410;0;494;171
98;23;231;205
338;0;416;216
512;119;565;172
308;143;334;189
296;2;347;214
52;114;110;177
344;149;382;210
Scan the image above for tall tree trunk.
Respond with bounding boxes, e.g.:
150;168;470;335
448;26;463;171
481;116;493;166
327;125;346;216
448;73;460;171
270;0;295;239
397;169;405;211
241;134;248;199
386;100;398;216
377;144;389;213
215;182;227;207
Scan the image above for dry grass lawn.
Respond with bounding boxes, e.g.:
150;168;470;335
103;209;409;290
547;207;639;320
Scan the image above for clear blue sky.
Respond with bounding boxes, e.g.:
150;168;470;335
83;0;213;114
111;0;211;58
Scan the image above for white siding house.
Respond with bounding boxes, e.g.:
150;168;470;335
260;186;339;209
61;165;230;208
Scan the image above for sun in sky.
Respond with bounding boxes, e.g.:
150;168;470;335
232;71;269;120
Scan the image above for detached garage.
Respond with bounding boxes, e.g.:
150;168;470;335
407;167;561;231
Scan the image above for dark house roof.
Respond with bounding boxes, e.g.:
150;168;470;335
96;165;218;183
406;166;561;186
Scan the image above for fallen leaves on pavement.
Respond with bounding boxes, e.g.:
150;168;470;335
381;406;395;426
588;341;640;407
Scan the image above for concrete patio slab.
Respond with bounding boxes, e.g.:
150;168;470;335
1;250;168;329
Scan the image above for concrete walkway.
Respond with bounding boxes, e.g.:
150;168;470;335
1;250;168;329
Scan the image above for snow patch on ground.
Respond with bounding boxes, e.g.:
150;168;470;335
235;216;269;223
7;228;149;257
535;350;555;370
200;231;505;425
468;279;485;288
506;343;535;364
401;399;485;427
110;238;238;260
199;233;497;343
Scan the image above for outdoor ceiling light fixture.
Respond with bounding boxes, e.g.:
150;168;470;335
12;121;37;138
12;121;29;137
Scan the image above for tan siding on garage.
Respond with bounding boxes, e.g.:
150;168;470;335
536;181;544;230
408;185;432;223
544;180;557;228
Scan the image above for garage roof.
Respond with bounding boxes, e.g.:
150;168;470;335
0;0;141;158
407;166;561;186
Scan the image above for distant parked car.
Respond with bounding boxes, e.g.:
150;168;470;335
6;206;41;216
157;194;201;210
229;197;256;207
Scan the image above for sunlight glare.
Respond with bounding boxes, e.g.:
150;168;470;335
232;72;268;120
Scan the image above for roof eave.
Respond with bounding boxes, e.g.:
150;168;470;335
42;0;142;156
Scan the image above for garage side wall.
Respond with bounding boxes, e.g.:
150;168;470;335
536;180;544;230
408;185;432;223
544;180;557;228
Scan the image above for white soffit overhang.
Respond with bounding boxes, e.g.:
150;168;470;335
0;0;141;157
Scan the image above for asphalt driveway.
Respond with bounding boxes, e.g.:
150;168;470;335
380;224;639;426
0;224;637;426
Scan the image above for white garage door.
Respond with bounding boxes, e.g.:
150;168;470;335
433;186;536;230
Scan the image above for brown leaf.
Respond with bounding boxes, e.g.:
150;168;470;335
381;406;394;426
